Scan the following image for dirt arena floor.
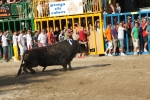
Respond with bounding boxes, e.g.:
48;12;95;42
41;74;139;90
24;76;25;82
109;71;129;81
0;54;150;100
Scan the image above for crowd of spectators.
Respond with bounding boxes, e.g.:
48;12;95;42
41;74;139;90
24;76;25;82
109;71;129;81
104;16;150;56
0;23;91;63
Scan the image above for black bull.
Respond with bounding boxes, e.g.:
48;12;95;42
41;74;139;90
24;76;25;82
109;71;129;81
17;40;87;76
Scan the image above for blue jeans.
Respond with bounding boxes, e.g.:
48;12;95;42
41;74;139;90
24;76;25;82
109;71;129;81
102;0;108;12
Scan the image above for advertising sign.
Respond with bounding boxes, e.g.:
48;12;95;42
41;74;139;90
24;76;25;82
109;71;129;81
0;4;11;17
49;0;83;17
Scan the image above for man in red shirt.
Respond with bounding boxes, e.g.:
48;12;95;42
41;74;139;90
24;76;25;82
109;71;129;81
78;26;88;58
142;18;148;52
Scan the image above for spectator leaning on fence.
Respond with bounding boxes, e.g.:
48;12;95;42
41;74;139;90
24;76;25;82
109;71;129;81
131;22;139;56
118;22;127;56
104;24;113;56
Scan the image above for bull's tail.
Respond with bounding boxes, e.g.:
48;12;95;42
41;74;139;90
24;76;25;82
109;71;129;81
17;60;24;76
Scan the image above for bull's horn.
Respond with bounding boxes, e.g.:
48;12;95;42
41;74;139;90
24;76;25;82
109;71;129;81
79;41;87;44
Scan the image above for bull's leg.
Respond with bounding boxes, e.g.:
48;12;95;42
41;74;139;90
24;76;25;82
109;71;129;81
27;67;35;74
68;62;72;70
42;66;47;72
23;65;28;73
62;64;67;71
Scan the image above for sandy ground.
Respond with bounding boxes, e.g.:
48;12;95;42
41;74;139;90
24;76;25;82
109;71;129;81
0;55;150;100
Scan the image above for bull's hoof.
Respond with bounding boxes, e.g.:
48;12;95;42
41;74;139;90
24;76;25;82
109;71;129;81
69;68;73;71
23;70;28;73
60;69;66;71
31;70;36;74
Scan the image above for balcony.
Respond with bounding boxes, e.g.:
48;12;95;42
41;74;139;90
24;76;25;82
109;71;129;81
0;1;33;19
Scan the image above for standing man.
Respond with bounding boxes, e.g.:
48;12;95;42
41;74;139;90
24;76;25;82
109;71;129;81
18;31;26;60
38;29;47;47
104;24;113;56
26;30;33;50
1;31;9;63
142;18;148;52
131;22;139;55
12;31;19;62
54;27;60;43
112;24;118;56
118;22;127;56
146;20;150;51
33;31;39;48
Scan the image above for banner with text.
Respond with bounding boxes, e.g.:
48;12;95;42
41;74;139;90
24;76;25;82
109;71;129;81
49;0;83;17
0;4;11;17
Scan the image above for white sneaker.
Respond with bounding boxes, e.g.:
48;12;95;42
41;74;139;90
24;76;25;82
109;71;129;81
3;60;7;63
112;12;115;14
134;52;138;56
12;56;15;59
121;53;126;56
103;11;107;14
104;52;107;56
108;54;113;56
144;48;148;52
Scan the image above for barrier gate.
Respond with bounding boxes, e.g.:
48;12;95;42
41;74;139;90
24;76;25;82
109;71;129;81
103;11;150;55
34;14;104;54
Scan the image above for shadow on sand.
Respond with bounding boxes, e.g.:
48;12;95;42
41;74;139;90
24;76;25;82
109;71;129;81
0;64;111;89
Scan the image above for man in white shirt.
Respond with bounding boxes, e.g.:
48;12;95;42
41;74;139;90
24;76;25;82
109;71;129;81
26;30;33;50
18;31;26;60
1;31;8;62
13;31;19;62
118;22;127;56
38;29;47;47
